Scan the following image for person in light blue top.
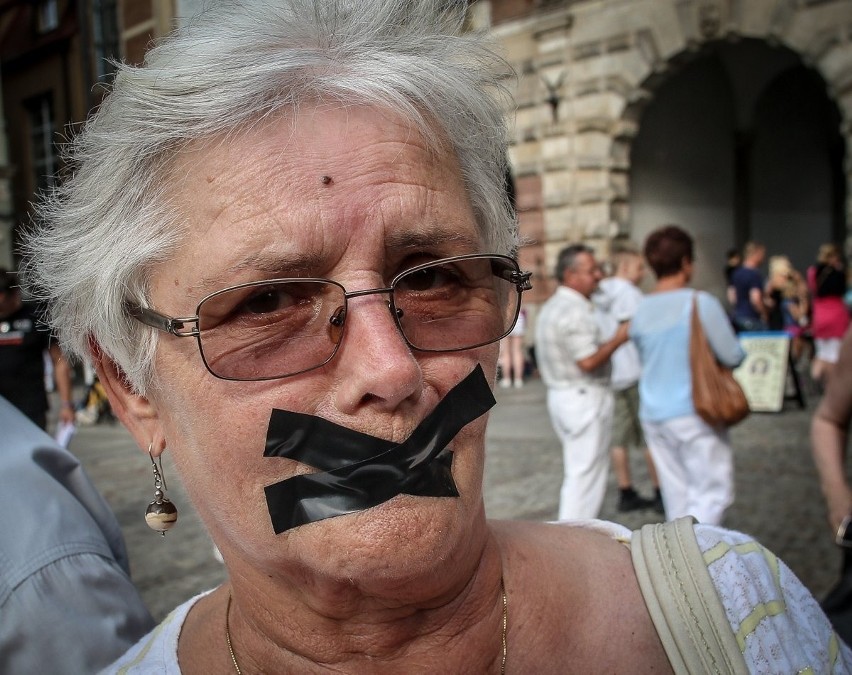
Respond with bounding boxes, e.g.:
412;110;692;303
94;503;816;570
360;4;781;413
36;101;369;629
630;225;745;526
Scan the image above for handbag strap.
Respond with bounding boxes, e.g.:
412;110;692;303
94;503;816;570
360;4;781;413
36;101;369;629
631;517;748;674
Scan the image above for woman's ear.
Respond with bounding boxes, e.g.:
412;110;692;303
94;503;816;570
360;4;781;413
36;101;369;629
90;342;166;455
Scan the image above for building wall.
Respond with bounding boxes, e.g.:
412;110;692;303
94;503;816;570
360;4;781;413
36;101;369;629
0;0;88;262
120;0;176;65
478;0;852;319
0;0;183;266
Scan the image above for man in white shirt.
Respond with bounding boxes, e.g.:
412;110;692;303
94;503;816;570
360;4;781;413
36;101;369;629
535;245;630;519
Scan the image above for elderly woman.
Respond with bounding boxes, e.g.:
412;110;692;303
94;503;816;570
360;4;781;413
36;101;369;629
24;1;847;672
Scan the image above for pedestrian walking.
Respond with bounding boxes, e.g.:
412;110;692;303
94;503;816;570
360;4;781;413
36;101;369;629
498;305;527;388
812;325;852;643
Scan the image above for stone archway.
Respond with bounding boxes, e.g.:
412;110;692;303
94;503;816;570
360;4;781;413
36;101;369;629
623;38;846;296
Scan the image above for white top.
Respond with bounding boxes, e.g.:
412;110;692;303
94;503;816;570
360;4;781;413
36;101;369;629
594;277;643;390
535;286;610;389
102;521;850;673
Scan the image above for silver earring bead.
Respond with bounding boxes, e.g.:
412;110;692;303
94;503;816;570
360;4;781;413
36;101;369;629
145;447;178;535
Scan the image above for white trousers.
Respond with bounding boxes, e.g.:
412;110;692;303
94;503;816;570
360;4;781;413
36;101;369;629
546;386;614;520
641;415;734;526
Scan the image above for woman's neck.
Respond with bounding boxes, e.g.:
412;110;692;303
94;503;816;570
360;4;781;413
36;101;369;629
184;528;507;673
654;274;689;293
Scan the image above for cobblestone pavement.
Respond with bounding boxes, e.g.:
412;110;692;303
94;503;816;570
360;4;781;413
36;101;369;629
63;376;841;622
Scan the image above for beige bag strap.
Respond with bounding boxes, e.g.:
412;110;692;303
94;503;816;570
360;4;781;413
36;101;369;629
631;517;748;674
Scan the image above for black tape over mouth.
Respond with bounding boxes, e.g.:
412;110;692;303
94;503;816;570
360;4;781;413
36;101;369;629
263;364;496;534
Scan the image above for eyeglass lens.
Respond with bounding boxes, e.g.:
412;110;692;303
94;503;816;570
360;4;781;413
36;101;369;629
195;256;520;381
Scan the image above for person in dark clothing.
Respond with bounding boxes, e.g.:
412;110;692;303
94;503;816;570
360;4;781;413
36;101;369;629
0;269;74;429
730;242;767;332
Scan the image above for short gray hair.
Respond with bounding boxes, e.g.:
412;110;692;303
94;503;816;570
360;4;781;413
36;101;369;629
554;244;593;282
23;0;517;393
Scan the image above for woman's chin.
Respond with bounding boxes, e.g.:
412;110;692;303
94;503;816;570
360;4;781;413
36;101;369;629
279;494;486;588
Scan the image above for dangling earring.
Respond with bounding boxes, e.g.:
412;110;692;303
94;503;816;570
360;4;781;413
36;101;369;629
145;445;178;535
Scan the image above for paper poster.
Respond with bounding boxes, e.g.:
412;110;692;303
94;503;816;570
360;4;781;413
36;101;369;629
733;332;790;413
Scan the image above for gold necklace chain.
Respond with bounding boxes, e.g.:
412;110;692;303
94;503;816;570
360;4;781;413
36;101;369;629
225;592;241;675
226;577;508;674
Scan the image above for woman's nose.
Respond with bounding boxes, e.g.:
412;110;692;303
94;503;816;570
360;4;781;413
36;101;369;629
330;293;422;414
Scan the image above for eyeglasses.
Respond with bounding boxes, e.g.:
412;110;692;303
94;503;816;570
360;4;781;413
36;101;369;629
126;254;532;381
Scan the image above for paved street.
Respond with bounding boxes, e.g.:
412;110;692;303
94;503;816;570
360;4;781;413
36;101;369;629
63;376;841;622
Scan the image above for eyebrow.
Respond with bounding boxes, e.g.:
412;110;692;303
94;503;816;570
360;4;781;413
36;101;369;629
383;229;481;252
187;252;326;298
185;229;482;298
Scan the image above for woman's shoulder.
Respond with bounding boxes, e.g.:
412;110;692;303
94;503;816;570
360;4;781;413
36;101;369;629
632;289;692;326
499;519;849;671
493;519;672;671
693;289;728;318
99;591;211;674
495;518;631;550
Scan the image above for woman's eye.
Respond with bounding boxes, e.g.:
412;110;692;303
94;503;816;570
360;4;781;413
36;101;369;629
403;268;439;291
239;288;293;315
400;266;456;292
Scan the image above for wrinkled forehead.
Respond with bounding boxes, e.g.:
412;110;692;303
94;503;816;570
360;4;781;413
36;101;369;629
147;104;481;299
165;103;447;190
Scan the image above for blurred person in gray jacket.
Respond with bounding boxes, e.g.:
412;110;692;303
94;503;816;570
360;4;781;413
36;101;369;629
0;396;154;672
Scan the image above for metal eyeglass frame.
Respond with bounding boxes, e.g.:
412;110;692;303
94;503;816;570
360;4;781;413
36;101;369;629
126;253;533;382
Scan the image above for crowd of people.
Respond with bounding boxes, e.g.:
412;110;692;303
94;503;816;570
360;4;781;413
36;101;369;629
529;230;852;644
1;0;850;671
725;240;849;389
535;228;746;527
530;233;850;521
499;233;850;530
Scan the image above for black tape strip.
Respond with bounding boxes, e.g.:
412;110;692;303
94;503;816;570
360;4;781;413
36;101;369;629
263;364;495;534
265;412;395;470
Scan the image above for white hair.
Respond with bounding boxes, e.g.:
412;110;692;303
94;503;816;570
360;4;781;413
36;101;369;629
23;0;517;393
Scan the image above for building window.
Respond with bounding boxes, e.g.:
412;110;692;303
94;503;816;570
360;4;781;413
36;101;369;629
36;0;59;33
28;95;58;194
92;0;119;81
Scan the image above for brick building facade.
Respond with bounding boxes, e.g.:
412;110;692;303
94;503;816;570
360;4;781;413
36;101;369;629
0;0;189;267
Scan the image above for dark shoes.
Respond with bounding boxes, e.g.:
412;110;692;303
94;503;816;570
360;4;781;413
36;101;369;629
618;487;658;513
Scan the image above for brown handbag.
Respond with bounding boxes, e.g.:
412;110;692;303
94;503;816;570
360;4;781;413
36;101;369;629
690;295;750;427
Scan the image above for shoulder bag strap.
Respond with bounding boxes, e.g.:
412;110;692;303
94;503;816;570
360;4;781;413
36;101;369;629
631;517;748;674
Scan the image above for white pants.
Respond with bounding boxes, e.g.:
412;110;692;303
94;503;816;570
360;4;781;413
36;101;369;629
547;386;614;520
641;415;734;526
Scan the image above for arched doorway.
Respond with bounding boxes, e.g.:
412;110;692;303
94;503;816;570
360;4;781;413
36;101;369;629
627;38;846;298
